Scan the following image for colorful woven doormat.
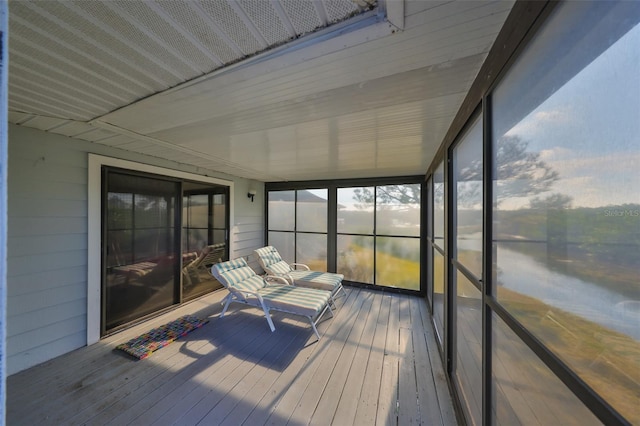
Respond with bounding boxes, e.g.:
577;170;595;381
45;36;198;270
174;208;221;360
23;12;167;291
116;315;208;360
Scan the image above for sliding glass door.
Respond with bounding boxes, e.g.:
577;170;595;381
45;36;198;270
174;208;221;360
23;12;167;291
182;182;229;301
103;170;180;333
102;169;229;335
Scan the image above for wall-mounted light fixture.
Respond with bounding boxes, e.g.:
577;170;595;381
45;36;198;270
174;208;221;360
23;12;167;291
247;189;257;202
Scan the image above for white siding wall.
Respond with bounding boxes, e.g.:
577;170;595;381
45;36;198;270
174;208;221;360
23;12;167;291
232;180;265;271
6;124;265;374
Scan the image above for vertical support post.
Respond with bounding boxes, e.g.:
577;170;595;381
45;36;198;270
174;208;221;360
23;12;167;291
0;2;9;422
328;186;338;273
445;148;453;376
482;94;494;426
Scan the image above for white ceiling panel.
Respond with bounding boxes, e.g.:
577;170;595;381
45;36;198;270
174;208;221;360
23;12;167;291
45;120;95;138
8;0;515;182
14;115;68;132
7;110;33;125
85;134;138;148
141;54;480;145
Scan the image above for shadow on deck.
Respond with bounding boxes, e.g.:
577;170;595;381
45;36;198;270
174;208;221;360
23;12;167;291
7;287;457;425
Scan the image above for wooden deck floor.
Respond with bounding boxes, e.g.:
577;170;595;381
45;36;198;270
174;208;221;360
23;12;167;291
7;287;457;425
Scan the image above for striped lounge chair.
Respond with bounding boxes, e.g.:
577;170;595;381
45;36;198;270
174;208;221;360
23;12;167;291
211;258;333;339
254;246;346;304
183;243;227;288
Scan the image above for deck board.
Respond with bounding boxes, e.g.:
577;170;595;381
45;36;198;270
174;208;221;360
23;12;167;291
308;291;376;425
242;287;363;425
376;294;400;426
330;290;383;425
419;294;458;425
101;312;259;424
411;296;447;425
113;313;273;425
7;288;457;425
147;321;281;425
398;295;420;425
353;293;392;425
398;326;420;424
273;288;370;425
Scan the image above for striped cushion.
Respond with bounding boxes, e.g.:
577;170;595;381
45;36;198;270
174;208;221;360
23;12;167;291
215;258;248;273
288;270;344;292
222;265;254;286
231;275;265;292
259;284;331;317
254;246;277;261
212;258;265;292
268;260;292;274
254;246;287;269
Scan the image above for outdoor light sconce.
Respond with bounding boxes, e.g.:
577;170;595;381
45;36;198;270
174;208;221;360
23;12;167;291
247;189;257;202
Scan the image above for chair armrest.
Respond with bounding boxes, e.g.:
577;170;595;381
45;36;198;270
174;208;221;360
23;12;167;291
229;287;265;303
290;263;311;271
264;275;292;286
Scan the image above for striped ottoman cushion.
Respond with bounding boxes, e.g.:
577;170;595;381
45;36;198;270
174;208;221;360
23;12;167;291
288;270;344;292
259;284;331;317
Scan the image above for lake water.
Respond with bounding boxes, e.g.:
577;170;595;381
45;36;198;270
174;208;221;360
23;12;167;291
496;244;640;340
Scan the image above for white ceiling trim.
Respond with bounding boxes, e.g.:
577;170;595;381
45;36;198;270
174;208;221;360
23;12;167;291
59;2;185;83
9;19;144;101
9;85;101;119
162;10;388;96
271;0;297;38
186;1;245;58
8;47;131;106
98;12;394;133
228;1;269;49
22;1;170;90
9;63;118;111
10;96;85;121
9;74;106;115
100;0;202;75
313;1;330;26
89;119;288;181
50;120;95;137
144;1;224;68
385;0;405;30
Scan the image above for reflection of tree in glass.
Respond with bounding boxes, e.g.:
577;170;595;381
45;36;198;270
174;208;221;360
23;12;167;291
108;194;134;227
356;136;567;209
467;136;567;208
495;136;560;203
353;185;420;206
338;237;374;283
529;193;572;209
340;186;421;287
